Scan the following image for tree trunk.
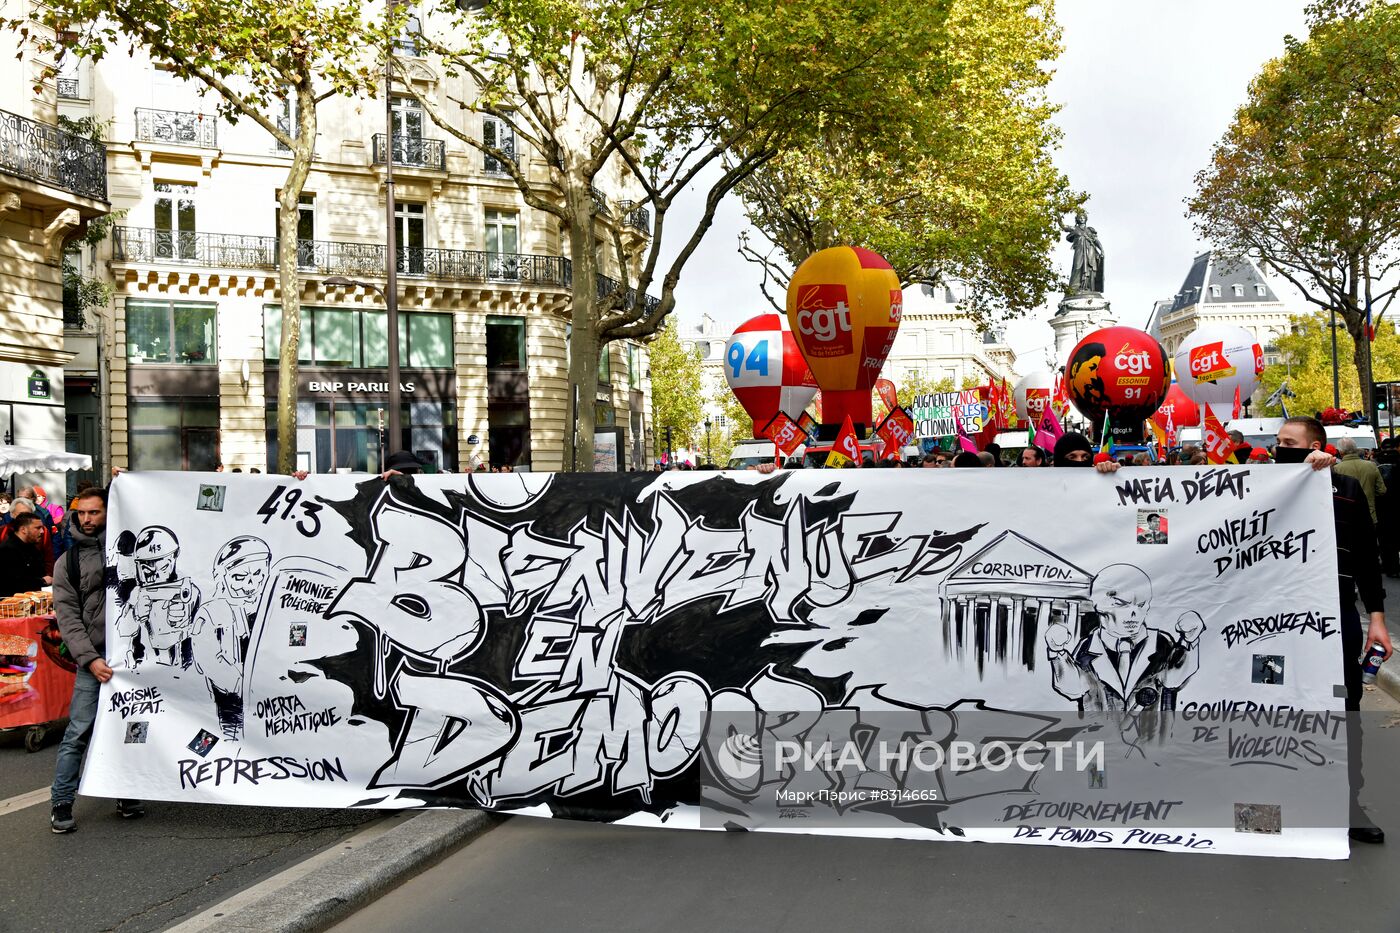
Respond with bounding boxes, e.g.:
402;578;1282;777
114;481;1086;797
563;181;602;472
274;74;317;475
1348;309;1374;416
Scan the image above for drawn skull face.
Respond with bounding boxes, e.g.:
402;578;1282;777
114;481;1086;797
137;555;176;585
1091;564;1152;642
222;561;269;607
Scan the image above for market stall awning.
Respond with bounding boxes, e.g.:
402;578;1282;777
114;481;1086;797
0;446;93;474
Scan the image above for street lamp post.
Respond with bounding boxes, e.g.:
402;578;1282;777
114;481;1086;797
1330;305;1341;409
382;38;402;453
704;418;712;466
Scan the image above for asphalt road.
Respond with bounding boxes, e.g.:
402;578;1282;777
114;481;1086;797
0;735;377;933
331;678;1400;933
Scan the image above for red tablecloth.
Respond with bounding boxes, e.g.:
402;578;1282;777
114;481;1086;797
0;614;75;730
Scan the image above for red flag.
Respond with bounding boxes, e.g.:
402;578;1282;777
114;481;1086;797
827;415;861;468
1203;406;1234;465
1231;385;1242;420
760;412;805;457
875;378;899;413
1052;371;1072;418
875;406;916;459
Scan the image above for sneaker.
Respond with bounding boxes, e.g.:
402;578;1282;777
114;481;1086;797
116;799;145;820
51;803;75;833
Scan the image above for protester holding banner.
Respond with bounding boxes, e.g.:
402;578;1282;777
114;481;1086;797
49;487;145;833
1275;416;1391;844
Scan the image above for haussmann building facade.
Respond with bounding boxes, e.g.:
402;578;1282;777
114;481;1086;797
57;39;654;476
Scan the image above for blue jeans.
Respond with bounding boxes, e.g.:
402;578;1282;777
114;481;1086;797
51;668;99;807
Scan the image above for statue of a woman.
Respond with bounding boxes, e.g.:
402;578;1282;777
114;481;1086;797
1063;210;1104;295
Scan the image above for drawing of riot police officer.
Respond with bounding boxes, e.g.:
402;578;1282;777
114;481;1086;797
115;526;201;670
192;536;271;739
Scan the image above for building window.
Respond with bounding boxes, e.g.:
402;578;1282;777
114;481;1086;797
599;345;611;384
485;208;520;279
694;341;710;360
275;93;300;152
1210;284;1221;297
486;316;526;369
595;399;615;427
130;399;219;470
483;115;516;174
393;9;422;56
127;300;216;365
1233;284;1245;297
263;306;454;369
391;96;424;146
396;202;426;275
275;193;315;267
1256;284;1267;297
628;343;639;388
154;182;196;260
407;313;453;368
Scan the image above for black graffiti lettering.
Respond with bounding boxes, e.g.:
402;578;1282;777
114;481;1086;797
1226;729;1328;768
1122;828;1213;849
179;756;347;788
1182;468;1249;504
1115;477;1177;506
1219;610;1337;648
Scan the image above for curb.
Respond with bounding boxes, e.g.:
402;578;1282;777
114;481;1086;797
1378;662;1400;705
177;809;502;933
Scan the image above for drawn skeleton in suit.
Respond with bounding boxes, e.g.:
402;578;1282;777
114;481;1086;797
1045;564;1204;734
192;536;271;739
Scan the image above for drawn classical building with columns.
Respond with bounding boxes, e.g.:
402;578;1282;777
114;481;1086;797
940;531;1093;675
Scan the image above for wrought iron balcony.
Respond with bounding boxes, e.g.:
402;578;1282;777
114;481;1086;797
595;272;662;317
112;227;276;267
0;107;107;201
590;186;609;216
372;134;446;170
57;78;81;99
134;108;217;148
110;226;572;287
619;200;651;235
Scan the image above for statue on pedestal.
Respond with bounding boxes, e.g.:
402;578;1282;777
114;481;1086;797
1063;209;1104;296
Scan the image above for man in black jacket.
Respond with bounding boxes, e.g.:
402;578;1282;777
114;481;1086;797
48;487;144;833
0;513;48;595
1275;416;1392;844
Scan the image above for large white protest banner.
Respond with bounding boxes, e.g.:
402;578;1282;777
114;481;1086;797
83;466;1349;858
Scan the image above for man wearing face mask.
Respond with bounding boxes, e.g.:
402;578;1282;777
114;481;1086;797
1274;416;1391;844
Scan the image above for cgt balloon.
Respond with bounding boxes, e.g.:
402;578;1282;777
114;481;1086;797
786;246;902;437
1013;370;1056;426
1065;326;1170;444
1173;324;1263;408
1152;382;1201;432
723;314;818;437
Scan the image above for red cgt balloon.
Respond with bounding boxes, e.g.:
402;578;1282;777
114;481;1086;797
1065;326;1171;428
1151;382;1201;432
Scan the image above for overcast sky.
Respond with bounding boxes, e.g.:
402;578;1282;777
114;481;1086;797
662;0;1312;374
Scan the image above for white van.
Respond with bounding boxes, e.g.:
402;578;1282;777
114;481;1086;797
1176;417;1281;452
1326;424;1378;450
727;439;804;469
